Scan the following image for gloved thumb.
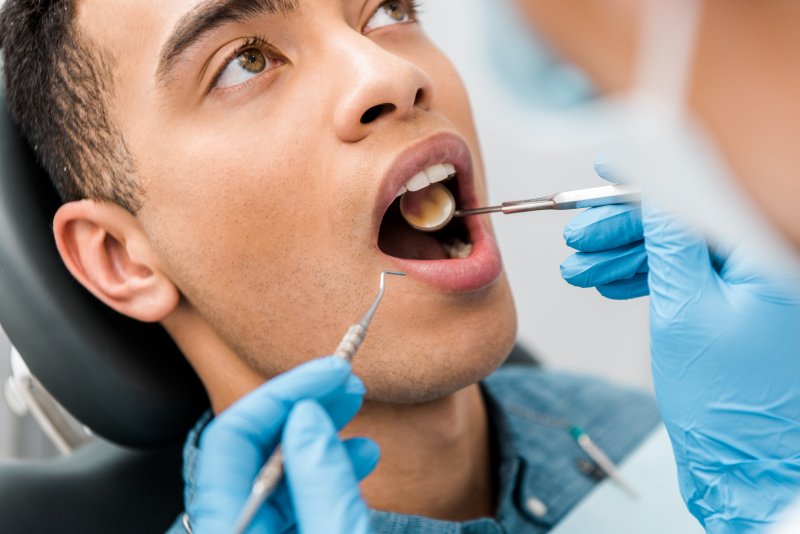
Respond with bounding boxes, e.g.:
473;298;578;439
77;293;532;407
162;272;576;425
283;400;372;534
640;199;715;314
593;158;632;185
594;158;716;307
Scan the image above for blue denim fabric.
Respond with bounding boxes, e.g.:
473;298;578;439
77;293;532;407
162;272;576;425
168;366;660;533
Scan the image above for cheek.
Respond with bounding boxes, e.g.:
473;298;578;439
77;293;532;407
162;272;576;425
135;119;376;371
138;121;328;301
423;53;489;199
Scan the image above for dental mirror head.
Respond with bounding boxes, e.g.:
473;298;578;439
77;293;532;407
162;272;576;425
400;183;456;232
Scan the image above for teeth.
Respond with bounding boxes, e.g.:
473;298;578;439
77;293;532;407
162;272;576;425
445;239;473;259
396;162;457;197
425;164;450;184
405;171;429;192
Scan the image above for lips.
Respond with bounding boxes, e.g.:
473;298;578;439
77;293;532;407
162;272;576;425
374;131;503;293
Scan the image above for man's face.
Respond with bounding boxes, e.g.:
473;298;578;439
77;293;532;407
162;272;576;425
78;0;517;403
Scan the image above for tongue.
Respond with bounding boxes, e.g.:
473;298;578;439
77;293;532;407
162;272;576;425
378;210;448;260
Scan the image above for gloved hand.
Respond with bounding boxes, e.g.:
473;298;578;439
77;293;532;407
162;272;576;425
561;164;800;533
188;356;377;534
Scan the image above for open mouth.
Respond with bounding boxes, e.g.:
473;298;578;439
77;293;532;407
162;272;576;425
372;132;502;293
378;163;473;261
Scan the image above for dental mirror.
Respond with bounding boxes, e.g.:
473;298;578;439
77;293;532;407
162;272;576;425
401;183;644;233
399;183;457;232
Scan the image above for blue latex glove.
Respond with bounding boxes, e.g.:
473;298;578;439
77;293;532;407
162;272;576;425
189;356;377;534
561;165;800;532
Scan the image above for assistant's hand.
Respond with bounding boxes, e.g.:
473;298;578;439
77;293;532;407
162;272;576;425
188;357;377;534
561;165;800;532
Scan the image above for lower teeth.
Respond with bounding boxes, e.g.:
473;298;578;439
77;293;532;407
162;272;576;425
445;239;473;259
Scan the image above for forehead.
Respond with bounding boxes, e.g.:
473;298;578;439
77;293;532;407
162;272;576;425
76;0;297;66
76;0;196;77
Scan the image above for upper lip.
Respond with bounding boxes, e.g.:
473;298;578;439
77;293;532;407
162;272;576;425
373;131;477;240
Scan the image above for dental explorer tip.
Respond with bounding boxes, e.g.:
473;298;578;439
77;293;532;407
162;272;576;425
361;271;406;328
380;270;406;286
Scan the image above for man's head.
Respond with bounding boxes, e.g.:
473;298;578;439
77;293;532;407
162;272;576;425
1;0;517;412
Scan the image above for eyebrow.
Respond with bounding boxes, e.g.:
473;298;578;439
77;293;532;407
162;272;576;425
156;0;298;83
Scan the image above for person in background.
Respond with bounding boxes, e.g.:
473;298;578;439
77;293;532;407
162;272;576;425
513;0;800;531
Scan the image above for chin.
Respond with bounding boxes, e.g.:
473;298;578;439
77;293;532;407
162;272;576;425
357;285;518;405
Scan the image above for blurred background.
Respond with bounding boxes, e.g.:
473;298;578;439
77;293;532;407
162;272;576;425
0;0;650;460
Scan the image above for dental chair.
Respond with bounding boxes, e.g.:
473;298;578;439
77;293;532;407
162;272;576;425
0;80;209;532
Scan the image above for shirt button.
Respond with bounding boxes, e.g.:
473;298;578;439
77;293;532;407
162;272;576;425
526;496;549;518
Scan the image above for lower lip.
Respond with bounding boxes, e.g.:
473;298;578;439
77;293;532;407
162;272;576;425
380;214;503;293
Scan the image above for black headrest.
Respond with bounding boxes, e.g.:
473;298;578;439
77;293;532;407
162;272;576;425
0;82;208;448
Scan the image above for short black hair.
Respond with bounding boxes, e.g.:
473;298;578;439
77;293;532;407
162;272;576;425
0;0;140;212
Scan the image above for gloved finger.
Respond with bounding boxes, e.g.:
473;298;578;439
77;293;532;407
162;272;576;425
317;373;366;431
204;357;353;446
343;437;381;481
561;241;647;288
564;204;643;252
202;357;364;451
284;400;371;534
593;158;632;185
192;358;364;531
641;199;716;312
596;272;650;300
242;438;379;533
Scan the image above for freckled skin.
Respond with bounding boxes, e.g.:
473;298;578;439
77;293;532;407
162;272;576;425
73;0;517;409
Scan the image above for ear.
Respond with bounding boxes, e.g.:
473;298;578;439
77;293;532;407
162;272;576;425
53;200;180;323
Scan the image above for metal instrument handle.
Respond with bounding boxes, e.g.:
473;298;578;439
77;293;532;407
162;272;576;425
501;184;641;214
333;324;367;362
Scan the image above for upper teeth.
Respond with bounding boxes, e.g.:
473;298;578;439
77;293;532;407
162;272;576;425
397;163;456;197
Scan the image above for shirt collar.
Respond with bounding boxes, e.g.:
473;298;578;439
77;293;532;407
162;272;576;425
180;368;631;532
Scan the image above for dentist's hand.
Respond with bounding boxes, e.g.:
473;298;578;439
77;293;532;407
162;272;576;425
188;357;377;534
561;165;800;533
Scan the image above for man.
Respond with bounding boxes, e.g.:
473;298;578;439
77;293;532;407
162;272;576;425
0;0;660;532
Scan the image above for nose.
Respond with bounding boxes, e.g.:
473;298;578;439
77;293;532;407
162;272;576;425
332;35;434;143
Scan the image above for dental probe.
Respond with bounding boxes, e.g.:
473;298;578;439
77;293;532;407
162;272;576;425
454;184;641;218
231;271;406;534
401;184;641;232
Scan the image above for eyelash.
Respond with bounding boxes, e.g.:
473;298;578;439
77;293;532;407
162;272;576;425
376;0;423;24
208;1;424;93
209;35;277;92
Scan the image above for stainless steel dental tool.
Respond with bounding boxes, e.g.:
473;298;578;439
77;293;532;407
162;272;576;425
402;184;641;232
455;184;641;218
231;271;406;534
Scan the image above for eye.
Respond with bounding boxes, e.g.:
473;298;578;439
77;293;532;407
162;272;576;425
364;1;414;33
215;44;279;90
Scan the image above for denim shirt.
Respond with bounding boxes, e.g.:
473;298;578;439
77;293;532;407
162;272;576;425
169;366;660;533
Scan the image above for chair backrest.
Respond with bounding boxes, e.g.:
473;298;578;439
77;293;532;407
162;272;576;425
0;439;185;534
0;79;208;448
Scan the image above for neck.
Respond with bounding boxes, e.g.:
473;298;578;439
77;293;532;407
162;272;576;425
342;384;495;521
164;307;496;519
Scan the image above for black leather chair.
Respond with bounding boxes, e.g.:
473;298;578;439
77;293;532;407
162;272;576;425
0;79;209;532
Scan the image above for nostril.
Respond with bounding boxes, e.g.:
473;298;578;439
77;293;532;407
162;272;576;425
414;88;426;107
360;103;396;124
